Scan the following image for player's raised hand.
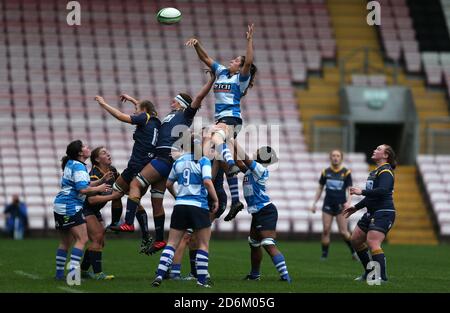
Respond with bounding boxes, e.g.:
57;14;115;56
246;23;254;40
94;95;106;105
185;38;199;47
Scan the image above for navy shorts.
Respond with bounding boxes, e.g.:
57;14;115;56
121;162;146;185
216;116;243;138
151;157;172;179
82;206;103;222
357;210;396;235
208;187;227;219
322;203;344;216
54;210;86;230
251;203;278;231
170;204;211;230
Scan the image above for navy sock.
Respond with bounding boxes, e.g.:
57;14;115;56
356;246;371;275
321;243;329;258
90;251;102;274
226;175;240;204
125;198;139;225
136;209;150;239
80;249;91;271
344;239;355;254
189;249;198;277
154;214;165;242
371;249;387;280
171;264;181;278
111;206;122;225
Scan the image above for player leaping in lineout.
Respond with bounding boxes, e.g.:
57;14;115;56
185;24;258;222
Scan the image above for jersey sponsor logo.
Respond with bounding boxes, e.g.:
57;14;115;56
162;113;176;124
214;83;232;93
366;180;374;190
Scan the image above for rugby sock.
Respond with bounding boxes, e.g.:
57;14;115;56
218;143;235;167
125;197;139;225
189;249;198;277
80;249;91;271
321;243;329;258
154;214;165;242
56;249;67;278
90;251;102;274
371;249;387;281
136;209;150;240
111;206;122;225
170;263;181;279
356;245;371;275
344;239;356;254
195;250;209;285
69;248;83;272
250;267;260;278
272;253;291;281
226;175;240;204
157;246;175;278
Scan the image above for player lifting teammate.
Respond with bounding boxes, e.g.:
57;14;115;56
110;70;216;256
185;24;258;222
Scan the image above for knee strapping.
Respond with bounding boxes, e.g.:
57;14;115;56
151;189;165;199
261;238;276;246
113;182;125;193
213;129;227;141
136;173;150;189
248;236;261;248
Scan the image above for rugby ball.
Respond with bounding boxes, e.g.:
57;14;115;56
156;7;182;25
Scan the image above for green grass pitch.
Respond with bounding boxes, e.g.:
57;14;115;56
1;238;449;293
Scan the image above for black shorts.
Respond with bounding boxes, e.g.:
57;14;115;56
121;162;147;185
208;187;227;219
82;206;103;222
216;117;243;138
251;203;278;231
357;210;396;235
322;203;344;216
54;210;86;230
170;204;211;230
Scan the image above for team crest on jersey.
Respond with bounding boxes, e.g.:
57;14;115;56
214;83;232;92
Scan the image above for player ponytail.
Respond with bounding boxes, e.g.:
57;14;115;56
139;100;158;117
61;140;83;170
240;56;257;97
90;146;104;167
383;144;397;169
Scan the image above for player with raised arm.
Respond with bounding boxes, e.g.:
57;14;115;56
110;71;216;256
94;95;160;253
186;24;258;222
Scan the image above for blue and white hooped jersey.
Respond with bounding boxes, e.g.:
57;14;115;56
211;61;251;120
243;161;272;214
168;153;212;210
54;160;90;216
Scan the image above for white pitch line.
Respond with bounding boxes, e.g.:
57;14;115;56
57;286;86;293
14;270;41;280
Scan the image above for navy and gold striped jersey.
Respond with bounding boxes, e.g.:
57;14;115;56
129;112;161;167
355;163;395;213
319;166;352;206
83;165;119;211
